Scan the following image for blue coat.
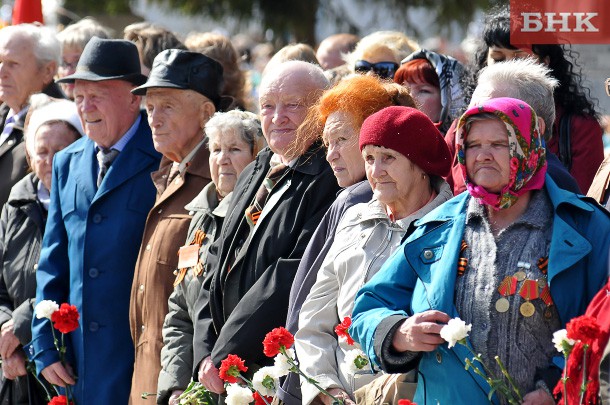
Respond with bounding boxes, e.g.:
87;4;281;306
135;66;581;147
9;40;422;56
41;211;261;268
28;113;161;404
351;176;610;405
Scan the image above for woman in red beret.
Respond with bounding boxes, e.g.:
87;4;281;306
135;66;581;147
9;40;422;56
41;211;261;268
294;105;453;405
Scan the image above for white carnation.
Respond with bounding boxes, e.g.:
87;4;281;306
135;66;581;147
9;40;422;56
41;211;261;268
440;317;472;348
552;329;576;353
252;366;279;397
34;300;59;320
225;384;253;405
344;349;369;374
273;348;295;376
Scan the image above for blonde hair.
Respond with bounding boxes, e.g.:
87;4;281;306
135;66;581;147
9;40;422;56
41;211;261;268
345;31;418;71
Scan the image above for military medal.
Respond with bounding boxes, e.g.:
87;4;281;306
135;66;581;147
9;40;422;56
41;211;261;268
519;279;539;317
540;284;554;319
496;275;517;313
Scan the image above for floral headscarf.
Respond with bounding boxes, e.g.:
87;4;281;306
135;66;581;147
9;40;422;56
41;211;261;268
456;97;547;210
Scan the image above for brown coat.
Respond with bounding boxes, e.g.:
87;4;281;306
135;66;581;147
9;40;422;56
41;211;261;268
129;144;211;404
587;154;610;207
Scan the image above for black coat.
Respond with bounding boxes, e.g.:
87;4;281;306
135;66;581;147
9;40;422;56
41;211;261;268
0;104;28;210
193;143;340;371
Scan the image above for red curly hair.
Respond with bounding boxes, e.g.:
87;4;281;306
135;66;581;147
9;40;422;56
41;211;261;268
394;58;439;88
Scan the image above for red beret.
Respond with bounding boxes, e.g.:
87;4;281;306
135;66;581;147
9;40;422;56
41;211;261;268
359;106;452;178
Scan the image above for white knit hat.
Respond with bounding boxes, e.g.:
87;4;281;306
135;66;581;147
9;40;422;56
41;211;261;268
25;99;84;157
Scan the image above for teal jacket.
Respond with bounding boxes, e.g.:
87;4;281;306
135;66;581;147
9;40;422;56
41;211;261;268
351;176;610;405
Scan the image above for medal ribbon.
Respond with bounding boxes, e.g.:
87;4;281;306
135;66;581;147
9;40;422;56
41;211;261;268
519;279;539;301
497;276;517;296
540;285;553;306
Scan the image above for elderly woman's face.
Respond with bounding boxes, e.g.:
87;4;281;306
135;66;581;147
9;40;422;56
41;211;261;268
58;46;82;100
362;144;425;207
465;118;511;193
323;111;365;187
209;128;255;198
33;122;79;191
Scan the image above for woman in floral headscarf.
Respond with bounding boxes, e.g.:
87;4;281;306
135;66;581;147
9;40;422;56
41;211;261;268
350;97;610;405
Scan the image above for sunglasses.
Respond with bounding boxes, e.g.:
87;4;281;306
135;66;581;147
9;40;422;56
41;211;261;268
606;78;610;97
354;60;399;79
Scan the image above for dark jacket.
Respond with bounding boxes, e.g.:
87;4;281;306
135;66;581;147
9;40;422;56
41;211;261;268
157;183;230;404
0;174;47;404
192;143;341;372
0;104;29;210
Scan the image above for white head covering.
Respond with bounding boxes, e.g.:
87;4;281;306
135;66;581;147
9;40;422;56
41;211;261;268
25;99;84;157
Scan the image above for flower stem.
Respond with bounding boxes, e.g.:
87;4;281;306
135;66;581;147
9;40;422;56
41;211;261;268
238;375;271;405
579;344;590;405
562;350;570;405
280;347;344;405
495;355;523;401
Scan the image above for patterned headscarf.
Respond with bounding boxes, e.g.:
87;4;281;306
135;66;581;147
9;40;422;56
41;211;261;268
456;97;547;210
400;49;465;132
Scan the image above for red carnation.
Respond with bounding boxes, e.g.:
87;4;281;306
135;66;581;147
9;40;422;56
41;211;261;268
219;354;248;383
263;327;294;357
48;395;72;405
51;304;80;334
335;316;355;345
566;315;601;345
253;392;273;405
398;400;416;405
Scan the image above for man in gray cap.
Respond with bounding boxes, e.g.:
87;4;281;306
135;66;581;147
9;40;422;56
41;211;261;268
28;37;161;404
128;49;224;404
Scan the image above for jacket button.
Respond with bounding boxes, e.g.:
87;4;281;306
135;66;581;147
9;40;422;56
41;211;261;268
436;351;442;363
423;250;434;260
141;325;145;332
33;263;38;270
89;322;99;332
92;214;102;224
29;346;34;356
139;284;144;292
157;209;163;214
145;244;151;251
88;268;99;278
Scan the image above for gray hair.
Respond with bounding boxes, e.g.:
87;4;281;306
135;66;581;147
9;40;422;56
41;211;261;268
205;110;265;154
475;58;559;139
260;60;329;96
57;17;112;51
0;24;60;66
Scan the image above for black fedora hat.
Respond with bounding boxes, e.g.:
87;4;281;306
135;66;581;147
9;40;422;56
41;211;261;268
57;37;148;86
132;49;224;109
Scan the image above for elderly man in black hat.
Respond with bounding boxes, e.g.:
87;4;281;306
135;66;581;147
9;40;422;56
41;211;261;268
127;49;224;404
28;37;161;404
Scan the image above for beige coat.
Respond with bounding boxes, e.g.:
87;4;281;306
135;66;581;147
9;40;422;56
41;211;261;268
129;144;211;404
587;154;610;207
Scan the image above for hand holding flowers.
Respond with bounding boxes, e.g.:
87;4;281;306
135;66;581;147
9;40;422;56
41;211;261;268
34;300;79;404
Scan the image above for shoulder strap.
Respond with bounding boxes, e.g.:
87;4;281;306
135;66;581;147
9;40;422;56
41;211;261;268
558;114;572;171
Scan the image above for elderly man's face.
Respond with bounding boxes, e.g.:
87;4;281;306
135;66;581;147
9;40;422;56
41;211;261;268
73;79;141;149
259;69;316;161
145;88;213;162
0;34;52;111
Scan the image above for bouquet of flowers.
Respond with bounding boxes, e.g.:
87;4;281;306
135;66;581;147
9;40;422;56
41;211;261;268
440;317;523;404
553;315;606;404
34;300;80;405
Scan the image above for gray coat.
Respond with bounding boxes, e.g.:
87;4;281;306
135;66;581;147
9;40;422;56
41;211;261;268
157;183;231;404
0;173;48;404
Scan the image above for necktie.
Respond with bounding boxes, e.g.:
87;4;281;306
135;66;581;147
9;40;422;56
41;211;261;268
0;115;15;146
245;163;289;227
96;148;119;187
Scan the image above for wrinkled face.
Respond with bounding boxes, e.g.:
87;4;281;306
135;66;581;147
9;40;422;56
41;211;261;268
58;46;82;100
464;118;511;193
73;79;141;149
33;122;79;190
407;82;442;123
486;46;536;65
323;111;364;187
146;88;212;162
0;34;50;111
362;144;425;206
209;128;255;197
259;71;313;161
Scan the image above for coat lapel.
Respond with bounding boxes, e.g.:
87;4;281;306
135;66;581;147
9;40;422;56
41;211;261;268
71;139;98;205
94;119;158;201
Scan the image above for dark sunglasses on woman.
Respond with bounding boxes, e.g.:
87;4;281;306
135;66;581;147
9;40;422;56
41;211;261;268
354;60;399;80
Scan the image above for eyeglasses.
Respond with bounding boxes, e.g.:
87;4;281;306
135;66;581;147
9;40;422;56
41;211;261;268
605;78;610;97
59;60;78;70
354;60;399;79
